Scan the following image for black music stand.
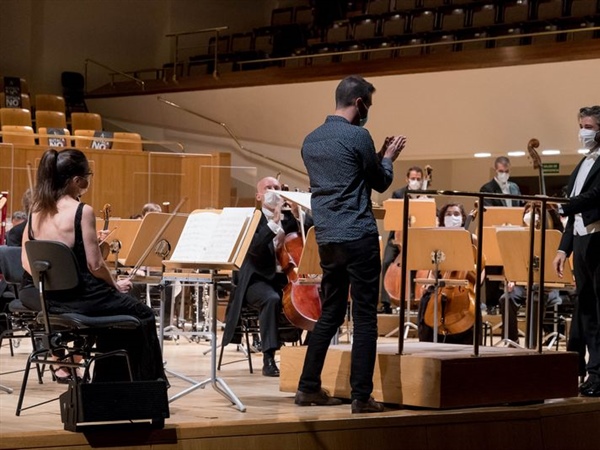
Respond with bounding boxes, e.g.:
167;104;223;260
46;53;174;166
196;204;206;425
162;207;261;411
406;228;475;343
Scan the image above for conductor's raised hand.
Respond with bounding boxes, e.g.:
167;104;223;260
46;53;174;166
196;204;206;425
381;135;406;162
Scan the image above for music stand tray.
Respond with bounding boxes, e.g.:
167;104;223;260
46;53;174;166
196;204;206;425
483;207;524;227
383;198;437;232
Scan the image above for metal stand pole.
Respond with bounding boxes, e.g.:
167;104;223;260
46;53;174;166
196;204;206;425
165;272;246;412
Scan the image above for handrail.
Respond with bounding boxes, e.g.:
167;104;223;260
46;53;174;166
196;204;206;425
165;26;228;82
157;96;308;179
85;58;145;92
238;25;600;67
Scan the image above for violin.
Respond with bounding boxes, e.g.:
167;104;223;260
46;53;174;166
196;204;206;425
0;192;7;245
423;207;477;337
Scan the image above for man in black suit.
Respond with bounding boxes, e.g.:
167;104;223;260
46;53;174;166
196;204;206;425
379;166;423;313
222;176;306;377
479;156;522;207
553;105;600;397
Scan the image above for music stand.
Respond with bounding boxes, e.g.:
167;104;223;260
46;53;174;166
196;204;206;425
406;228;475;343
483;207;524;227
496;229;574;349
162;208;261;412
383;199;437;337
96;218;141;267
482;226;522;348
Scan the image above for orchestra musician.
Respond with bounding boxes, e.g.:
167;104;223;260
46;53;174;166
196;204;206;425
6;190;32;247
222;176;310;377
20;148;167;384
379;166;424;314
553;105;600;397
296;75;406;413
417;203;478;345
479;156;523;207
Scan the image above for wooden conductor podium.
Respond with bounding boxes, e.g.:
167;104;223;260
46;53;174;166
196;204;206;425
161;207;261;412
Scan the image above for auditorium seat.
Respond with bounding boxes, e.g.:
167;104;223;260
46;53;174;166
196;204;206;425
70;112;102;133
393;0;417;12
35;110;67;130
569;0;599;16
422;0;446;8
471;3;499;28
0;108;32;127
382;13;408;36
367;0;391;15
0;93;31;110
271;7;294;26
0;77;29;95
37;127;71;147
410;10;437;34
326;20;351;42
73;129;97;148
440;8;467;31
113;132;143;151
396;37;424;56
34;94;66;113
1;125;36;146
366;39;396;59
339;42;366;62
294;5;314;26
536;0;566;20
494;27;525;47
530;24;561;44
502;0;532;24
352;16;379;40
427;34;457;54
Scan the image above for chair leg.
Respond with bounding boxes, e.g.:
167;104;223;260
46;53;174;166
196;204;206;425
243;322;253;374
15;347;50;416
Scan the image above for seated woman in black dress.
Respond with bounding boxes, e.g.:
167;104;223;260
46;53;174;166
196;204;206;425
21;148;166;384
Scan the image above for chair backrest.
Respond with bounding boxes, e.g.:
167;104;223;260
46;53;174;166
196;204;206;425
34;94;66;113
1;125;35;145
0;245;25;284
71;112;102;133
112;132;142;150
24;240;80;292
0;107;32;127
0;93;31;110
35;110;67;129
74;129;96;148
38;126;71;147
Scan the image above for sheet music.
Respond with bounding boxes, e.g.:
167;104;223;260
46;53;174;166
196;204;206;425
169;208;255;263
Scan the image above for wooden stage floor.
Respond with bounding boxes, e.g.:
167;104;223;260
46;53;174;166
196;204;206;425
1;334;599;450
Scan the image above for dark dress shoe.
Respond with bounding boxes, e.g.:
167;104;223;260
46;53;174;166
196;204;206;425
295;389;343;406
378;304;392;314
351;397;385;414
262;358;280;377
580;379;600;397
579;374;600;395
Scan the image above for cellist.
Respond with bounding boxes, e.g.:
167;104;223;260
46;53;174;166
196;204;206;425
221;176;312;377
417;203;479;345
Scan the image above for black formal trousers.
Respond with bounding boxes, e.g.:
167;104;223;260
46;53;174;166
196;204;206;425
571;233;600;377
298;235;380;402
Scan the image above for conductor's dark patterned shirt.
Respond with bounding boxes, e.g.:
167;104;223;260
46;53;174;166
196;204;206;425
301;115;394;244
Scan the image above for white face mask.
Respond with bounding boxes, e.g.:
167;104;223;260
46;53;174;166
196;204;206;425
523;212;539;227
496;172;510;184
579;128;598;149
262;189;282;209
444;215;463;228
408;179;422;190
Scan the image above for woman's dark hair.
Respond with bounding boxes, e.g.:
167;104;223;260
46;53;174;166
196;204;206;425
32;149;90;216
438;203;466;227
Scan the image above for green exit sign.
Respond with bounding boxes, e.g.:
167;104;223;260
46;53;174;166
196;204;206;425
542;163;559;174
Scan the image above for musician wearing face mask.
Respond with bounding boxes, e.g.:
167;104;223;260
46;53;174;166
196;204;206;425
379;166;423;314
417;203;477;345
222;176;310;377
553;105;600;397
480;156;523;207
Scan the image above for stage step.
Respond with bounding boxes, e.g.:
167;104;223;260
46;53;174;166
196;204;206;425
280;342;579;408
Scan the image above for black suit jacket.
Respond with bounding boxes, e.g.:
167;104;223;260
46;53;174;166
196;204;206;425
222;210;309;346
479;179;522;207
558;156;600;256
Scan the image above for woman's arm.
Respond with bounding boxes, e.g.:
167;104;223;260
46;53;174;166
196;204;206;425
81;204;120;289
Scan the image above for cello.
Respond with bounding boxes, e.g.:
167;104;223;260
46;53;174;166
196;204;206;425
422;205;477;339
383;165;433;304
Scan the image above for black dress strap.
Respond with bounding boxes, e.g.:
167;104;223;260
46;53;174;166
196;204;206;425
27;212;34;240
73;202;87;268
